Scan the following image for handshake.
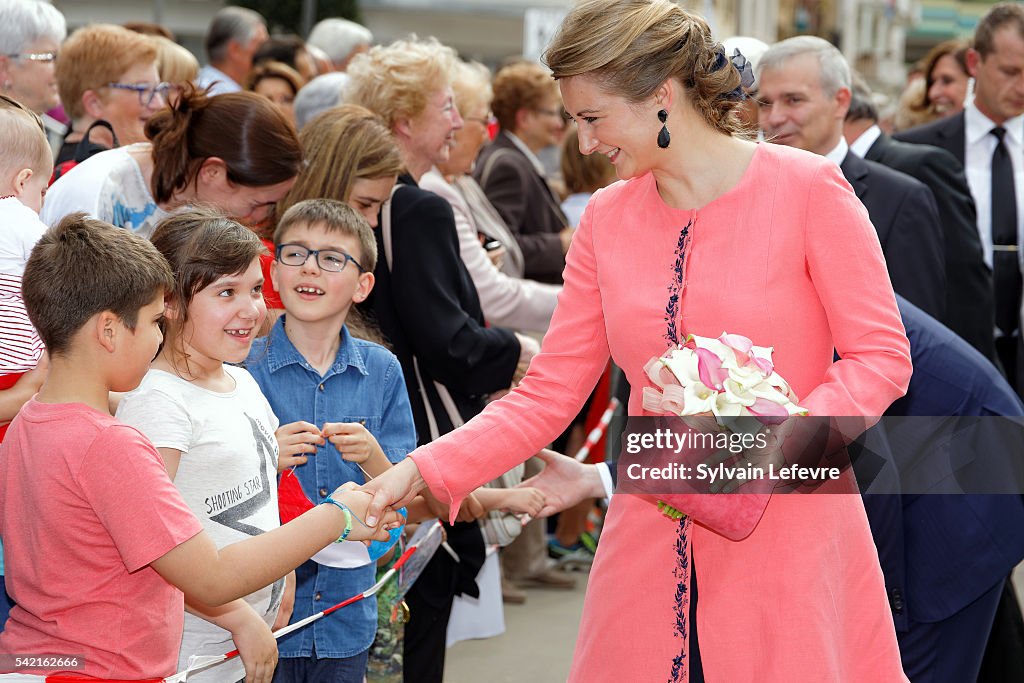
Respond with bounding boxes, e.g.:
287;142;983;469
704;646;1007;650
353;449;607;530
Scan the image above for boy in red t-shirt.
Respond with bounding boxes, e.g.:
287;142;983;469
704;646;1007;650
0;214;399;682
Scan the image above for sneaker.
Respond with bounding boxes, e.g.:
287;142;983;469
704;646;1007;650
555;546;595;570
548;537;583;560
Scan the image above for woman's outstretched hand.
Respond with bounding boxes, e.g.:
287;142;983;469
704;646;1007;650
360;457;427;527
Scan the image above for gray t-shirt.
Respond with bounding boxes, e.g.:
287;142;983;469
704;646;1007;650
117;365;282;683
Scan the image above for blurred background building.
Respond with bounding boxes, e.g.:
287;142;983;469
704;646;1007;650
50;0;1001;85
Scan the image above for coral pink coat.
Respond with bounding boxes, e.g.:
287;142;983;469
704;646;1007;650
411;143;912;682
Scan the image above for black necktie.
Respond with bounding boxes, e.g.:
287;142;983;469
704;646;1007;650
991;126;1021;335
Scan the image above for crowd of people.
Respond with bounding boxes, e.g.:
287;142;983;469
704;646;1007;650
0;0;1023;682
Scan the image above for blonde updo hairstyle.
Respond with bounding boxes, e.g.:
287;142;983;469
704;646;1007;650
543;0;745;137
345;36;458;130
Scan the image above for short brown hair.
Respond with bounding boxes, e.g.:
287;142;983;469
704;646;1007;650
544;0;745;137
149;209;266;360
145;85;302;204
491;61;558;132
0;94;50;179
22;213;173;356
275;199;377;272
277;104;401;225
974;3;1024;57
57;24;158;122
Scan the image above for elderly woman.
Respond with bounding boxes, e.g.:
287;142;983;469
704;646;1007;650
42;86;300;237
0;0;66;154
346;38;538;683
54;24;164;167
419;60;560;334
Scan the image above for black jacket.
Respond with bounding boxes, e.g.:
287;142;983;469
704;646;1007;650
839;152;946;320
362;174;520;446
864;132;995;360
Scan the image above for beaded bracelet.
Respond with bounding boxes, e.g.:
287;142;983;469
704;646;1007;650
322;496;353;543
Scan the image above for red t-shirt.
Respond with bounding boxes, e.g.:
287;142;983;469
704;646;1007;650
0;400;202;678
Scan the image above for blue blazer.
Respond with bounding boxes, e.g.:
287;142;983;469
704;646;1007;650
861;296;1024;630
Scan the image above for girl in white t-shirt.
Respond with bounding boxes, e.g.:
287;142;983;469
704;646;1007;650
117;209;294;683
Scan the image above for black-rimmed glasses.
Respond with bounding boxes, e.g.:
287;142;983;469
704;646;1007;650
105;82;171;109
275;244;366;273
5;52;57;63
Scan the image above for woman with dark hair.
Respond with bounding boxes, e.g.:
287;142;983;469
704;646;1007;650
913;39;971;122
361;1;912;681
41;86;301;237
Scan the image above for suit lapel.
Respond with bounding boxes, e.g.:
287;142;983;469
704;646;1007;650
939;112;966;165
840;153;869;200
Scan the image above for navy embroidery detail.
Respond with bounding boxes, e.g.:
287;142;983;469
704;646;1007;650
668;517;691;682
663;219;693;682
664;220;692;347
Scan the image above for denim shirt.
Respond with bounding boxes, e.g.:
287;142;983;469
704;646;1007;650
246;318;416;658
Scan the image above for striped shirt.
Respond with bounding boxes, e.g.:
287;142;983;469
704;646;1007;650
0;198;46;374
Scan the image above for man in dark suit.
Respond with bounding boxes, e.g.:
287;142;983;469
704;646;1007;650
844;76;996;361
474;61;573;284
756;36;947;320
895;3;1024;391
856;296;1024;683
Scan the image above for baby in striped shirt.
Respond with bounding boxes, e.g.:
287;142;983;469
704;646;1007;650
0;95;52;441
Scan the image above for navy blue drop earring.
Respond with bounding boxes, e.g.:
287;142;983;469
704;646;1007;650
657;109;671;149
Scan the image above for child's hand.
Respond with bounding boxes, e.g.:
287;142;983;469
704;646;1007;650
228;607;277;683
323;421;382;465
495;487;546;517
275;421;324;471
328;483;403;542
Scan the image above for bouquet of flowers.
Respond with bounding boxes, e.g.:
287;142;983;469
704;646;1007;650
641;333;807;520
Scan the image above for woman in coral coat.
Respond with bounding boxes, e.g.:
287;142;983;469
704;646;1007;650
363;1;912;681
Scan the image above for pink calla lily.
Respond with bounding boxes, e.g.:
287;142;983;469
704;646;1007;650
718;332;753;365
695;347;729;390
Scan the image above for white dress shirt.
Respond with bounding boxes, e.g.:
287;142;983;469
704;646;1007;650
824;137;850;168
963;102;1024;269
848;124;883;159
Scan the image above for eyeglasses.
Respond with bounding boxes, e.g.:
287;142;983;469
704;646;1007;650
5;52;57;63
275;244;366;273
105;82;172;108
466;114;497;127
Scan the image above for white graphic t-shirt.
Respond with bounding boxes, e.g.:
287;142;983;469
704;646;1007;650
117;365;281;683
